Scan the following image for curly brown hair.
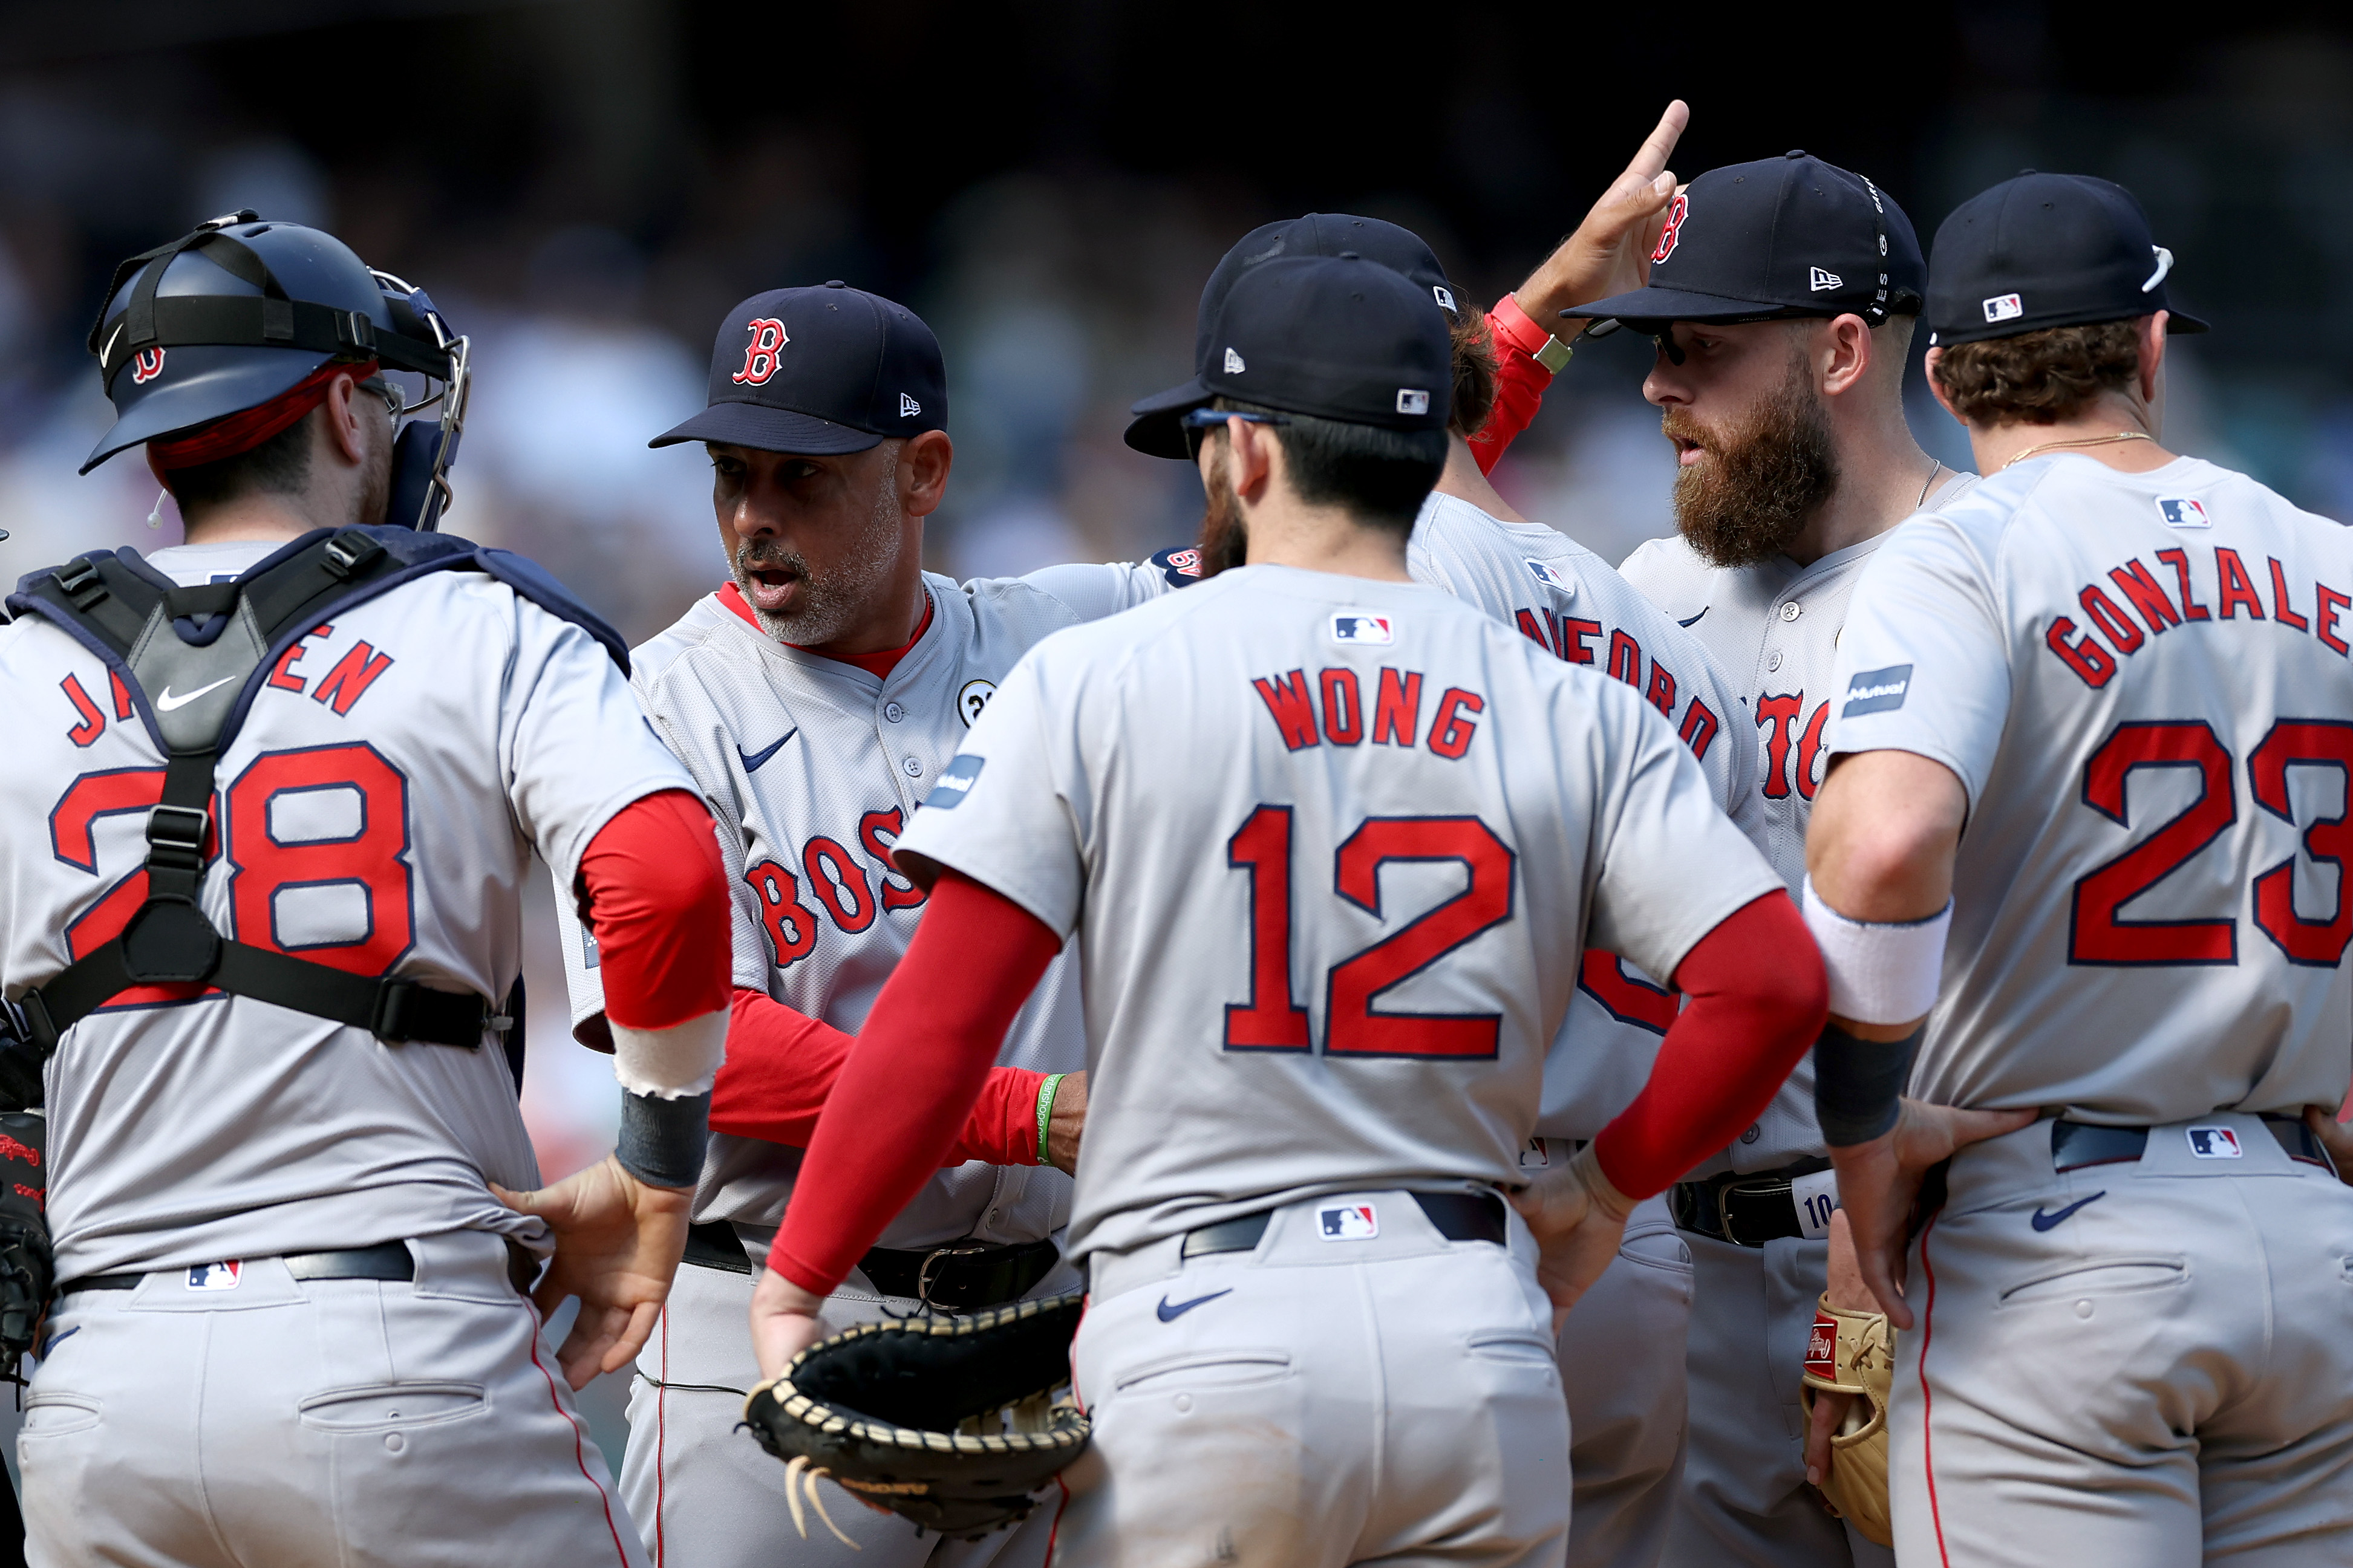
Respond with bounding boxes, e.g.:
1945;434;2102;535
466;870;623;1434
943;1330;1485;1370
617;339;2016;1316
1930;319;2143;427
1448;304;1498;440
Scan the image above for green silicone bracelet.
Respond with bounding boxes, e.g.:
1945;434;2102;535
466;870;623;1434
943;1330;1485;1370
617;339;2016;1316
1034;1073;1067;1166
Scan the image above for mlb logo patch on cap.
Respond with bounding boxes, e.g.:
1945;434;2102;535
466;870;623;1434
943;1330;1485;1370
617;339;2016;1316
1330;612;1394;645
1318;1203;1379;1241
2186;1125;2243;1159
1982;293;2024;324
2157;497;2211;529
186;1261;243;1291
1395;389;1430;415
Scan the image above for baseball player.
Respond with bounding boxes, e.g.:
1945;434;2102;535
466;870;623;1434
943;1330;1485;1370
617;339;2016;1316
751;252;1829;1567
552;281;1198;1568
1813;172;2353;1564
1561;153;1974;1567
1129;203;1762;1568
0;215;733;1566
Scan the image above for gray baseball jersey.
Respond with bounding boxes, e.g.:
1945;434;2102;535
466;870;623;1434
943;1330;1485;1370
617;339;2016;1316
1412;492;1765;1142
1619;470;1979;1168
0;538;694;1280
892;563;1782;1264
1826;454;2352;1118
555;561;1183;1253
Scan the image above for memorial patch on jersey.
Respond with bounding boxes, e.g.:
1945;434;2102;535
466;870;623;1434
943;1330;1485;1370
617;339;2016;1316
2186;1125;2243;1159
186;1261;243;1292
924;753;984;810
1329;613;1394;646
1841;663;1913;717
957;678;996;727
2157;497;2211;529
1522;559;1575;596
1318;1203;1379;1241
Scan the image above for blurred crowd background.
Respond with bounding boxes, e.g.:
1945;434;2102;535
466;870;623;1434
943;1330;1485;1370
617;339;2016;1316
3;0;2349;1460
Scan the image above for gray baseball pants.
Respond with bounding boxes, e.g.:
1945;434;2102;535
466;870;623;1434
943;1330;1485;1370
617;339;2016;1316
1892;1110;2353;1566
1560;1194;1690;1568
1057;1188;1569;1568
622;1237;1081;1568
17;1227;642;1567
1663;1233;1891;1568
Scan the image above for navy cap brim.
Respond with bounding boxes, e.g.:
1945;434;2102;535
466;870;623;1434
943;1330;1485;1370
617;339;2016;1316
1122;376;1211;460
82;346;336;475
1930;303;2214;348
2165;308;2210;334
649;401;885;454
1567;282;1849;332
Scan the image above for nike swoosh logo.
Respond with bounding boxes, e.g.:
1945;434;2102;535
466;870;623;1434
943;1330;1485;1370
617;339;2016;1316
2030;1191;2106;1232
737;729;798;773
155;675;236;712
1155;1289;1232;1323
1677;607;1709;628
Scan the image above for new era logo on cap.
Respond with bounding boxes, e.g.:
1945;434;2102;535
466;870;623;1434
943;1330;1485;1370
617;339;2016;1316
900;392;921;417
1810;266;1843;291
1432;285;1456;313
1983;293;2024;324
1224;347;1245;374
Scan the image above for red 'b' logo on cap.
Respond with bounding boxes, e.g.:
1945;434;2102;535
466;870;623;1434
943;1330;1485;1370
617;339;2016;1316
1650;193;1689;265
733;318;789;386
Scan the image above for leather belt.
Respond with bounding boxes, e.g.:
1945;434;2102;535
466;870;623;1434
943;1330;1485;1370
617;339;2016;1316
57;1239;538;1298
1182;1190;1508;1260
2052;1116;2335;1175
1671;1158;1833;1249
682;1219;1061;1314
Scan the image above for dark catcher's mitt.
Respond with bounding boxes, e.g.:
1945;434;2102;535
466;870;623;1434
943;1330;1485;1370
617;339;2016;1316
742;1292;1090;1543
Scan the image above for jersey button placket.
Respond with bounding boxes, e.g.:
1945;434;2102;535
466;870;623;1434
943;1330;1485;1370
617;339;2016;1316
1780;601;1803;623
1767;651;1783;672
883;701;905;723
902;756;922;778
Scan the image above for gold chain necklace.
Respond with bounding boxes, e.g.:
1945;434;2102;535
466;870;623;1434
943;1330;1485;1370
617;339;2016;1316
2001;431;2153;470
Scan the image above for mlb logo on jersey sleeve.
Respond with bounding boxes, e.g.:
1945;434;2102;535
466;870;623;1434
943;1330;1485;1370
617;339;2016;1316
2157;497;2211;529
2186;1125;2243;1159
1522;559;1576;596
1318;1203;1379;1240
186;1261;243;1291
1329;613;1394;646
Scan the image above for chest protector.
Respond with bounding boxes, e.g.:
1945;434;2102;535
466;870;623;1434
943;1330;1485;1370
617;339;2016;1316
7;526;628;1062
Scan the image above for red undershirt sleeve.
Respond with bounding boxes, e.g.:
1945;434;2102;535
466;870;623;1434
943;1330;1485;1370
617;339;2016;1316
576;789;733;1030
767;872;1063;1295
1590;893;1829;1199
1466;295;1562;477
711;987;1047;1166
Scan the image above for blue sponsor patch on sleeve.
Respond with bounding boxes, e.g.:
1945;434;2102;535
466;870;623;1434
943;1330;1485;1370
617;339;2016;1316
923;752;985;809
1841;663;1913;717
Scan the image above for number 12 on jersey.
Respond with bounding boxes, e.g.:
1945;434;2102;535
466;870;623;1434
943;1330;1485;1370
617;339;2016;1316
1225;804;1515;1059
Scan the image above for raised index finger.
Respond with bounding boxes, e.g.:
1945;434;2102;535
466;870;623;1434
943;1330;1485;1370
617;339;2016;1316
1619;100;1689;187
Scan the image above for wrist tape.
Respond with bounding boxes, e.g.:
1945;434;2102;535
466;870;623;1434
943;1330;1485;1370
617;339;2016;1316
1801;876;1952;1025
1814;1023;1923;1148
617;1090;710;1189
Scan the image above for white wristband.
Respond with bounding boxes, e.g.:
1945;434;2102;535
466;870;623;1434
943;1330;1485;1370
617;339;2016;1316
611;1009;728;1100
1801;876;1951;1026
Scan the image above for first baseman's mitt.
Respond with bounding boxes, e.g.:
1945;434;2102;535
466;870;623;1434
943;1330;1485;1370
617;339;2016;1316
1801;1292;1894;1547
742;1292;1089;1543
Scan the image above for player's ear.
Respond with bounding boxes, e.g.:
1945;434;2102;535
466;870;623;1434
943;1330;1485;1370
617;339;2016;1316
1922;346;1962;426
899;430;953;519
1819;314;1873;399
1228;418;1279;505
322;372;371;467
2138;313;2168;409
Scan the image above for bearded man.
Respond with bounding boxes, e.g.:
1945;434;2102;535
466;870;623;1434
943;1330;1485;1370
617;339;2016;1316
1570;153;1976;1568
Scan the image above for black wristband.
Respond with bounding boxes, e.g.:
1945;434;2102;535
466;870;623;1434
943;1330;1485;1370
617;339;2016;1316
616;1090;711;1189
1814;1023;1923;1147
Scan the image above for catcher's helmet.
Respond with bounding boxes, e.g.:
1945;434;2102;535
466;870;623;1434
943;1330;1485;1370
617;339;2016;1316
84;211;472;531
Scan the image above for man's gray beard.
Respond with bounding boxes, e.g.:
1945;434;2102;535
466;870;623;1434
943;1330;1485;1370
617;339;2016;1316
734;448;904;645
1666;361;1840;570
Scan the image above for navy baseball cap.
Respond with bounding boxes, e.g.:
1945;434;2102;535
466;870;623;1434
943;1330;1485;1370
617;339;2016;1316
1128;213;1460;458
1925;172;2210;347
1131;254;1450;448
652;281;947;453
1573;152;1925;331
